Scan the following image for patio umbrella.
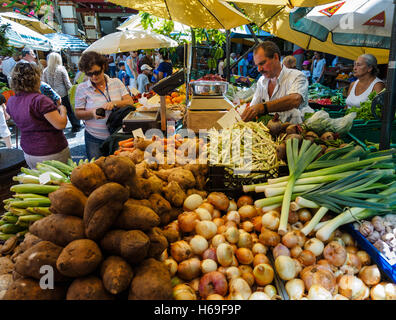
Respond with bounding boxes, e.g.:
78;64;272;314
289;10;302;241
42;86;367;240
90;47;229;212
107;0;250;29
289;0;394;49
117;14;191;41
236;3;390;63
228;0;337;5
83;29;178;54
0;16;52;51
0;11;57;34
44;33;89;52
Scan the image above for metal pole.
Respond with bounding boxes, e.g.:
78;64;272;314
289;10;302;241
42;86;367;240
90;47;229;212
379;0;396;149
226;29;231;82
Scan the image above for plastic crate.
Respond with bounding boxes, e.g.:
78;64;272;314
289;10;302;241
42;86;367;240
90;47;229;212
348;120;396;145
327;109;346;119
309;102;345;111
343;223;396;283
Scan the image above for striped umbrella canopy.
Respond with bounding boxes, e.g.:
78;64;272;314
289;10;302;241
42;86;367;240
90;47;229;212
44;33;89;52
0;16;52;51
0;11;57;34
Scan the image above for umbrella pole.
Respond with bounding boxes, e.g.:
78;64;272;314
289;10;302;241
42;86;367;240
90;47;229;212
226;29;231;82
380;0;396;150
160;95;167;132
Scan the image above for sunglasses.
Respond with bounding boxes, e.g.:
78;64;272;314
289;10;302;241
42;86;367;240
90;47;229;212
86;68;103;77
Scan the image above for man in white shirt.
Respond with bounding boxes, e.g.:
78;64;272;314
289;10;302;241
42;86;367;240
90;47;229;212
241;41;311;124
2;52;21;86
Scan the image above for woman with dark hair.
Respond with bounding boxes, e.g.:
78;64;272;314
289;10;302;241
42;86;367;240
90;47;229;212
156;50;173;81
74;51;133;159
311;51;326;84
6;62;69;168
345;54;385;108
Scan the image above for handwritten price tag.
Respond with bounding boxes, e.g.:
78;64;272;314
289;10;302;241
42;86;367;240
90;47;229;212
132;128;145;139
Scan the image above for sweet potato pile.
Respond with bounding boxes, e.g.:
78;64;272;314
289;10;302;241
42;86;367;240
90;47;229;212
2;154;208;300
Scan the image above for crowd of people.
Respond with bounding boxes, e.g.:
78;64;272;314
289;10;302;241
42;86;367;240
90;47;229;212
0;41;386;170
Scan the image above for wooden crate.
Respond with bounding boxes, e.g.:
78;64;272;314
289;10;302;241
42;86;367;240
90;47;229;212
186;110;228;133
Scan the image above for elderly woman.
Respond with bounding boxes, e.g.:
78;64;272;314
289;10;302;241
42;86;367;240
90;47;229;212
346;54;385;108
6;62;69;168
75;51;133;160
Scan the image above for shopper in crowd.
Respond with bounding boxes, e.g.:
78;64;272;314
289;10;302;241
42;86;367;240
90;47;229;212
125;51;139;88
137;64;152;93
19;47;36;64
241;41;312;124
43;52;82;132
311;51;326;84
301;60;311;82
74;51;133;159
2;51;21;86
283;55;297;69
6;62;69;168
345;54;385;109
0;93;11;148
156;50;173;81
117;62;130;87
39;58;47;70
138;50;154;72
0;65;8;84
238;55;249;77
218;59;224;77
107;53;117;78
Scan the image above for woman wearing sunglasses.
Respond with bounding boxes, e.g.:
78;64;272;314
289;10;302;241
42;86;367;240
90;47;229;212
75;51;133;159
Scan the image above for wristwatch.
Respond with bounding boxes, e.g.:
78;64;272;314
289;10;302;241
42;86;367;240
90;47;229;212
262;102;269;115
113;102;118;108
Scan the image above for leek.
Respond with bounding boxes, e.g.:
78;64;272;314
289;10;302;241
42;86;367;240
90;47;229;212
278;139;322;235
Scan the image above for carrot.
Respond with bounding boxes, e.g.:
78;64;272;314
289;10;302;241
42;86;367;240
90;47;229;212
121;141;134;148
118;138;134;146
119;147;136;152
114;149;121;155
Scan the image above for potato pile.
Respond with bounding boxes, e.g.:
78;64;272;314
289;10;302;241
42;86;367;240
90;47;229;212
2;155;208;300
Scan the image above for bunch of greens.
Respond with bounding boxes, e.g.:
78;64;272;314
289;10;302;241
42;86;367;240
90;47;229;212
345;90;383;121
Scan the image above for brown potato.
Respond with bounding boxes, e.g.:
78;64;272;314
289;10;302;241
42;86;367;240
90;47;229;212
100;230;125;254
4;278;65;300
0;257;14;275
70;162;107;196
56;239;102;278
29;214;85;247
126;198;152;208
126;177;152;200
128;258;172;300
15;241;65;282
147;175;165;194
100;256;134;295
113;203;160;231
149;193;171;216
18;233;42;253
163;181;186;207
95;155;136;184
66;276;114;300
49;183;87;217
168;168;196;189
146;227;168;259
186;188;208;199
84;182;129;241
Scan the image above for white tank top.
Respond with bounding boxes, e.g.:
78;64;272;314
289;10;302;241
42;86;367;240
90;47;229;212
345;77;383;108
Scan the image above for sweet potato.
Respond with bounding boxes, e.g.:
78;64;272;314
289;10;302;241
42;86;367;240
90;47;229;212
95;155;136;184
126;198;152;209
0;274;13;300
146;228;168;259
134;137;154;151
56;239;103;278
113;203;160;231
135;161;149;177
49;183;87;217
168;168;196;189
100;256;133;295
0;257;14;275
66;276;114;300
126;177;152;200
129;149;145;164
29;214;85;247
84;182;129;241
160;212;172;226
18;233;42;253
163;181;186;207
149;193;171;216
15;241;65;282
128;258;172;300
70;163;107;196
101;230;150;265
4;278;65;300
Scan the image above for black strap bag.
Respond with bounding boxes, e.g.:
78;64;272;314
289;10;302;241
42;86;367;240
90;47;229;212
106;106;135;135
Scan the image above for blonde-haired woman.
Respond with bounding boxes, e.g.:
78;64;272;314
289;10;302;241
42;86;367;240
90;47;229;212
43;52;82;132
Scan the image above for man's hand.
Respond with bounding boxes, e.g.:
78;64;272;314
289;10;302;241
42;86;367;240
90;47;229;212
241;103;264;122
102;102;115;111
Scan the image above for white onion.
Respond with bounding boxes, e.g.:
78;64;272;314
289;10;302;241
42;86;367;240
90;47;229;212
341;232;355;247
190;235;208;255
201;259;218;274
216;243;234;267
164;258;178;276
307;284;332;300
227;200;237;212
264;285;277;299
237;232;253;249
304;238;324;257
173;284;197;300
371;282;396;300
195;207;212;221
261;211;280;231
226;211;240;225
285;279;305;300
248;292;271;300
226;266;241;280
224;226;239;244
211;234;226;248
333;294;349;300
338;275;367;300
252;243;267;255
358;265;381;286
274;256;296;281
229;278;252;300
183;194;204;211
195;221;217;239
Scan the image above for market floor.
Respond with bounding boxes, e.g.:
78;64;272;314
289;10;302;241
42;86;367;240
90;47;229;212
4;120;88;162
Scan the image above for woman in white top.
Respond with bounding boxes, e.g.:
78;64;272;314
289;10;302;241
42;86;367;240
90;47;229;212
345;54;385;108
43;52;82;131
